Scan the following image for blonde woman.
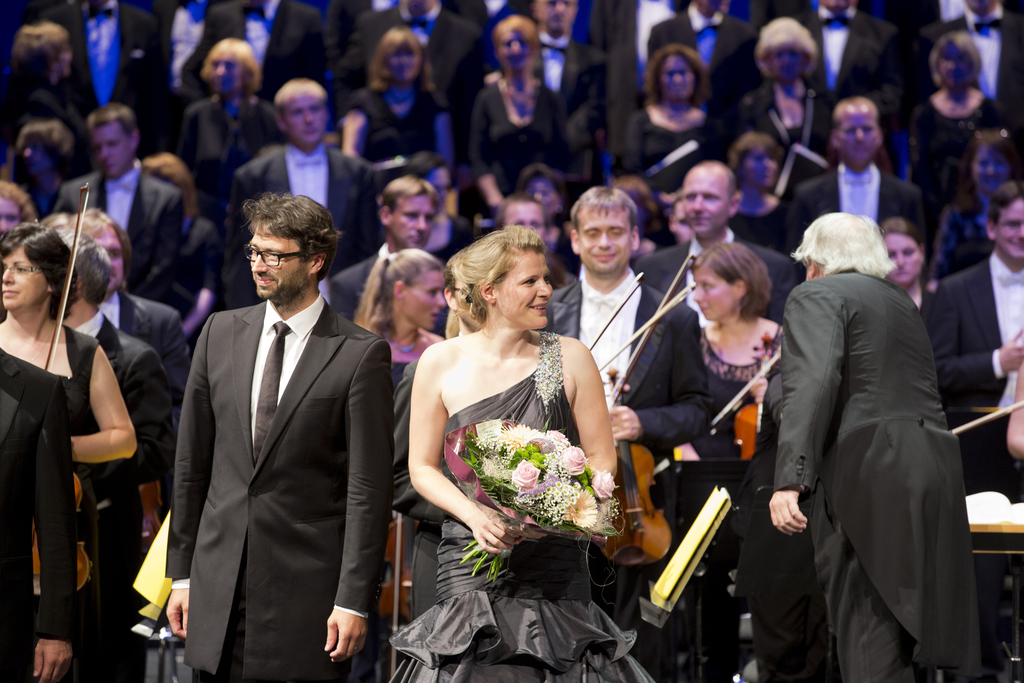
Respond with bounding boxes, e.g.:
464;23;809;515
354;248;446;387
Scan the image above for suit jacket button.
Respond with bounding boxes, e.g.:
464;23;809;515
249;486;258;496
918;417;924;426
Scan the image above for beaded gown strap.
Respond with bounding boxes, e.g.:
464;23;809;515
535;331;563;411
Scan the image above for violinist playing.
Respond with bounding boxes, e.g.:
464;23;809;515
545;186;712;681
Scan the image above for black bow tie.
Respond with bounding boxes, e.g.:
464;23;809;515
975;18;1001;33
406;17;428;28
243;4;266;17
86;5;114;19
696;23;719;34
824;14;849;28
542;42;566;54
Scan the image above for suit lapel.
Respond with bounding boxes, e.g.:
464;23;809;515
233;304;266;465
266;0;288;56
808;14;828;88
113;8;134;100
967;261;1003;351
253;307;345;476
998;16;1021;101
0;353;25;448
84;172;106;211
269;151;292;194
835;14;866;92
69;9;96;109
118;291;135;335
126;176;148;240
622;286;665;405
709;19;730;72
824;173;841;214
326;151;353;230
560;44;579;101
549;283;583;338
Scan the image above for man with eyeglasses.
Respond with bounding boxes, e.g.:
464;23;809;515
166;192;394;683
929;179;1024;678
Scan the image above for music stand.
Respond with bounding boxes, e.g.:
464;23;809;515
971;523;1024;683
733;487;817;597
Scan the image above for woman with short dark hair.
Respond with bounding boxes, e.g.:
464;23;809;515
15;118;74;218
728;132;788;252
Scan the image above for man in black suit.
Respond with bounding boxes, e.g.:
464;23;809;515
544;186;712;680
81;210;191;430
648;0;760;136
772;213;981;681
43;0;169;156
928;180;1024;678
54;104;183;305
637;161;797;324
227;79;379;310
0;350;76;683
179;0;325;106
335;0;484;167
531;0;606;181
329;175;438;321
61;232;175;683
166;192;394;681
795;0;903;121
915;0;1024;134
785;97;925;253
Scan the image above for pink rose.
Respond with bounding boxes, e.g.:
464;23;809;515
592;470;615;499
546;430;571;448
561;446;588;476
512;461;541;491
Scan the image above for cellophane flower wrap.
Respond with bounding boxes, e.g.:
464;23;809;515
444;419;620;581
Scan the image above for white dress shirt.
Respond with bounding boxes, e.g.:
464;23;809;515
837;162;881;221
99;291;121;329
580;270;642;385
105;160;142;236
399;3;442;45
285;144;329;210
540;31;570;93
636;0;676;89
688;5;722;66
820;7;855;92
372;0;399;11
75;310;106;339
686;229;735;327
940;0;966;22
966;5;1003;100
990;253;1024;407
169;0;208;91
245;0;280;65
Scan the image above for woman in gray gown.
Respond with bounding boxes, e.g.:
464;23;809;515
393;225;654;681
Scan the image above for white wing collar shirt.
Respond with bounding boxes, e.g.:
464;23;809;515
170;0;208;92
687;4;723;67
685;228;735;327
540;31;570;93
990;253;1024;407
285;143;329;209
580;269;642;382
837;162;880;221
819;6;855;92
245;0;280;65
965;3;1003;100
105;159;142;236
399;2;441;45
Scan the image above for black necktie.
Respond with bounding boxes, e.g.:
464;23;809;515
243;4;266;18
87;5;114;19
975;19;1001;34
825;14;849;28
407;17;427;29
543;43;566;54
253;321;291;461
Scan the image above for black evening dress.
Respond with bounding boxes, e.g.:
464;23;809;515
622;110;723;195
347;88;446;163
390;332;653;682
730;203;789;253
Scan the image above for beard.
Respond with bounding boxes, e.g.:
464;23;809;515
254;267;308;309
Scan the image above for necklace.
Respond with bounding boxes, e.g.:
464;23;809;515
390;334;418;353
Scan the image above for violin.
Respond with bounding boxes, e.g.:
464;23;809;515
33;472;91;591
379;513;415;676
733;332;777;460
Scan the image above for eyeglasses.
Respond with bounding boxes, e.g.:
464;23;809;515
3;264;43;276
244;245;302;267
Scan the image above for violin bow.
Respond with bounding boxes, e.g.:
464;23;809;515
45;183;89;372
951;398;1024;436
598;284;694;374
709;352;781;435
588;271;644;352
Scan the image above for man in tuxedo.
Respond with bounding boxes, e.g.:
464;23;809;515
916;0;1024;134
227;79;379;310
329;175;438;321
43;0;169;156
928;180;1024;678
179;0;325;106
81;210;191;430
0;350;76;683
166;192;394;682
61;232;175;683
335;0;484;168
772;213;981;681
637;161;797;324
795;0;903;121
647;0;760;134
544;186;712;680
532;0;606;181
54;104;183;304
785;97;925;253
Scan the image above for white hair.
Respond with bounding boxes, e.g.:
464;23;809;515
791;213;894;278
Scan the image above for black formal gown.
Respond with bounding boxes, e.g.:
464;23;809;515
469;85;570;197
622;111;723;195
930;206;992;282
390;332;653;682
910;98;1006;226
731;203;790;253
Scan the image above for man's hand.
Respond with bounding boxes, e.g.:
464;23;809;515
325;610;367;663
34;637;71;683
769;487;807;535
167;588;189;640
610;406;643;441
999;330;1024;374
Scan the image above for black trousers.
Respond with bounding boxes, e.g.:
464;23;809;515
748;592;830;683
812;490;917;683
96;492;146;683
411;524;441;621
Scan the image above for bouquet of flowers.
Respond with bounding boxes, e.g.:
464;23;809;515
445;419;620;581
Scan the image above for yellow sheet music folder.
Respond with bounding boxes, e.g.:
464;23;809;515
134;510;172;608
651;487;731;609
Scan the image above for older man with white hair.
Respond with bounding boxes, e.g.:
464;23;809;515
770;213;980;682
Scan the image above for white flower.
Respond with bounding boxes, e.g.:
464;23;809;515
563;489;599;529
501;424;543;452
